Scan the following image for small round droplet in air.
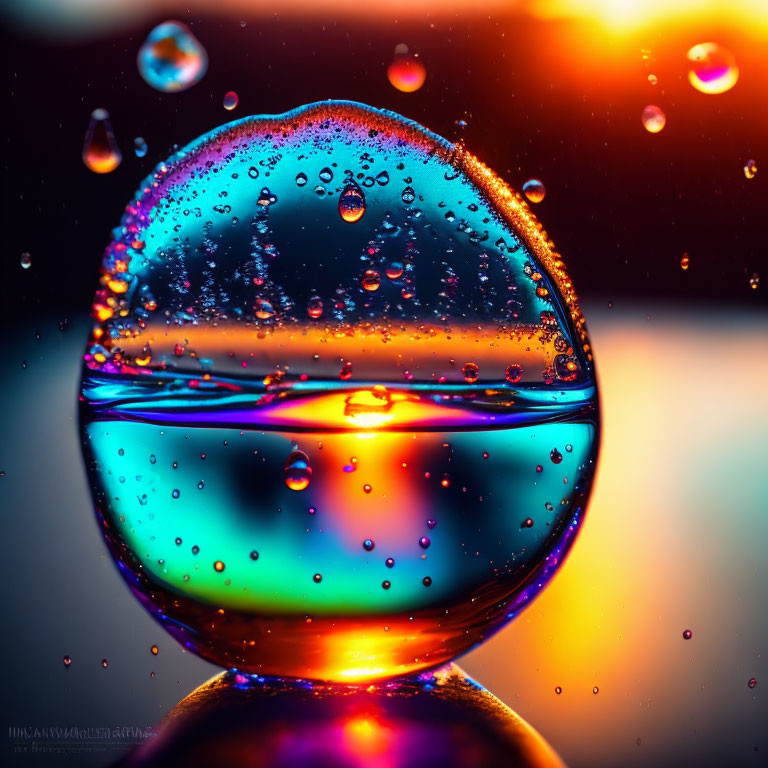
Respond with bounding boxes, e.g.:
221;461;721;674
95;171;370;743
20;252;32;270
592;686;599;695
522;518;534;529
682;629;692;640
363;539;375;552
419;536;431;549
401;186;416;204
151;645;159;655
101;659;109;668
642;105;666;134
134;137;148;158
339;183;366;223
550;448;563;464
363;484;372;494
522;179;546;204
83;109;122;174
505;364;523;384
749;273;759;290
307;296;323;318
295;172;308;186
743;159;757;180
319;167;333;183
385;557;395;568
748;677;757;689
648;74;658;85
63;655;71;668
388;54;427;93
362;269;381;292
686;42;738;95
223;91;239;111
386;262;403;279
213;560;225;572
461;362;479;383
555;686;562;695
680;254;690;271
171;489;180;499
284;450;312;491
339;361;353;380
137;21;208;93
254;298;275;319
313;573;322;583
249;550;259;561
422;576;432;587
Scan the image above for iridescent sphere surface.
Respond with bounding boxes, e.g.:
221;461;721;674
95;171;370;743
79;101;599;681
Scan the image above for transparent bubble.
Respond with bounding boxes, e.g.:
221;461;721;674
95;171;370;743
387;55;426;92
687;42;738;95
79;101;599;682
83;109;121;174
522;178;546;204
20;252;32;269
743;159;757;180
137;20;208;93
223;91;239;111
642;105;666;134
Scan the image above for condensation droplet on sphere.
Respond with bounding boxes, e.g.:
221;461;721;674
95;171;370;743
338;183;366;222
83;109;122;174
686;42;738;95
137;21;208;93
522;179;546;204
642;105;666;134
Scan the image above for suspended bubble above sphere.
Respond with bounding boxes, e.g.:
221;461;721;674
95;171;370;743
137;20;208;93
686;42;738;95
79;101;599;681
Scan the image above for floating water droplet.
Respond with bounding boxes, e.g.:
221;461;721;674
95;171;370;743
401;186;416;204
749;273;759;290
382;580;391;590
550;448;563;464
213;560;225;572
339;361;353;380
223;91;239;111
319;167;333;183
423;576;432;586
376;171;390;186
642;105;666;133
83;109;122;174
743;159;757;180
363;538;375;551
385;557;395;568
461;362;479;383
338;183;366;223
522;518;534;528
748;677;757;689
363;484;372;494
134;137;148;158
393;43;409;56
307;295;323;318
505;364;523;384
295;172;308;186
284;450;312;491
648;74;658;85
63;655;71;668
362;269;381;291
151;644;159;655
137;21;208;93
522;179;546;204
680;254;690;271
592;686;599;695
419;536;431;549
388;54;427;92
171;488;180;498
385;262;403;279
254;298;275;319
20;252;32;270
682;629;692;640
555;686;562;694
101;658;108;668
687;42;738;95
313;573;322;583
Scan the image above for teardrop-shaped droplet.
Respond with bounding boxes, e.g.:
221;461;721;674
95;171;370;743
338;183;366;223
137;20;208;93
284;450;312;491
83;109;122;174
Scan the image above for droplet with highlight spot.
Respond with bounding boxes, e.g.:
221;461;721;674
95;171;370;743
522;179;546;204
83;109;122;174
687;42;738;95
743;159;757;180
137;21;208;93
223;91;239;111
642;105;666;134
284;450;312;491
339;183;366;223
388;54;426;93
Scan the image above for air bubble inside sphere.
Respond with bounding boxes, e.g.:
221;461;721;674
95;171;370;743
686;42;738;95
79;101;599;682
137;21;208;93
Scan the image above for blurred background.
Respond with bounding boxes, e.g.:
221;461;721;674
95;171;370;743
1;1;766;767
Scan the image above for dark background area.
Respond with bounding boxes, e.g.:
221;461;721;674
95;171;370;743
1;9;766;331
